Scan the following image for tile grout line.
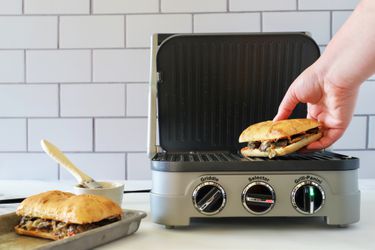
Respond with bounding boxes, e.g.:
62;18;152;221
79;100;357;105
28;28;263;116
330;10;333;39
124;83;127;117
23;50;26;83
366;115;370;149
124;152;128;180
227;0;229;12
25;118;28;152
260;12;263;32
58;83;61;117
57;16;60;49
124;15;127;48
158;0;161;13
22;0;24;14
92;118;95;152
90;0;93;14
296;0;299;10
0;10;355;17
90;49;94;82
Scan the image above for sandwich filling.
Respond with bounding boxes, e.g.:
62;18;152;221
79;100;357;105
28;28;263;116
17;215;121;239
247;127;320;154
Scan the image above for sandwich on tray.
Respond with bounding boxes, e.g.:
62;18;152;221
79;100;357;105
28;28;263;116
239;118;322;158
15;190;122;240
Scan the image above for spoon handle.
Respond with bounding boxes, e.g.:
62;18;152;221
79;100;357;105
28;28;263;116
41;139;93;184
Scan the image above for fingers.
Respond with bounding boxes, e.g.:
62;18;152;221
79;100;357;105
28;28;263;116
273;85;300;121
306;128;344;150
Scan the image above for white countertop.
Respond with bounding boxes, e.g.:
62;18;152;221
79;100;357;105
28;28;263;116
1;179;374;250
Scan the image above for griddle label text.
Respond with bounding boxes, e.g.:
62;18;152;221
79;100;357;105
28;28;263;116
201;176;219;182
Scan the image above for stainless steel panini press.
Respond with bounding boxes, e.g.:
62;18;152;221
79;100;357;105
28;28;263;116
147;33;360;227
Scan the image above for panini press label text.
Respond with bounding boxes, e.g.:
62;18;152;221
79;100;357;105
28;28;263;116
295;175;322;184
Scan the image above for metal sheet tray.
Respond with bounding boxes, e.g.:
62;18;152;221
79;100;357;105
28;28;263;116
0;209;146;250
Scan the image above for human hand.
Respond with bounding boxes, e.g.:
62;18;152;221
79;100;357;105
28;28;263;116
273;64;359;150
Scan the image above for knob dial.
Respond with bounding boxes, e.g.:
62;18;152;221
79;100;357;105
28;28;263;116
242;182;276;214
192;182;226;215
291;181;325;215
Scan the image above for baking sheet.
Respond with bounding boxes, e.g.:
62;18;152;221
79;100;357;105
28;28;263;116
0;209;146;250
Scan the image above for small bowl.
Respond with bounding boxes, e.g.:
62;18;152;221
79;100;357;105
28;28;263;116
74;181;124;206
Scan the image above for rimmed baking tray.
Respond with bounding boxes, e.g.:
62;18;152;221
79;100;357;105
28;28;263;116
0;209;146;250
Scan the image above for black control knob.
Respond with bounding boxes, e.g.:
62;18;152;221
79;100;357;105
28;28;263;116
192;182;226;215
292;181;325;214
242;182;276;214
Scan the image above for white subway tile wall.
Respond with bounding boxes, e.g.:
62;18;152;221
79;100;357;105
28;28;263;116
0;154;58;180
355;81;375;115
95;118;147;152
230;0;296;11
126;14;192;48
263;12;330;45
0;0;373;180
161;0;227;13
332;11;352;35
60;16;125;48
0;51;24;83
332;116;367;150
0;0;22;14
194;13;260;33
0;16;57;49
0;85;58;117
298;0;359;10
59;153;126;180
93;0;159;14
127;153;151;180
60;84;125;117
24;0;90;14
126;84;148;117
26;50;91;83
28;119;92;151
93;49;149;82
0;119;26;151
369;116;375;149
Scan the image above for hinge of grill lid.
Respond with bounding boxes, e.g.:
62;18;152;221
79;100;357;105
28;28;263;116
157;72;162;83
156;145;165;153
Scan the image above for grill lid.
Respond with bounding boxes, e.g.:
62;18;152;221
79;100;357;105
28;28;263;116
156;33;320;152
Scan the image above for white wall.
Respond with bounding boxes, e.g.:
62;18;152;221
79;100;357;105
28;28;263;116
0;0;373;180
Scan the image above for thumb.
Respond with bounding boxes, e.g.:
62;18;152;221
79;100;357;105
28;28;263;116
273;84;299;121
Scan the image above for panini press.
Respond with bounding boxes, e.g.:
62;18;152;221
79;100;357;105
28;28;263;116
147;33;360;227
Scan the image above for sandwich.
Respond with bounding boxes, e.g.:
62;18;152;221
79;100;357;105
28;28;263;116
15;190;122;240
239;118;322;158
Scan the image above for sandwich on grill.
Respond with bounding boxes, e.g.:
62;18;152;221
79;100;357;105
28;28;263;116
239;118;322;158
15;190;122;240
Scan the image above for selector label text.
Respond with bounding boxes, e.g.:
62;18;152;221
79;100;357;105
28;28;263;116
201;176;219;182
248;176;270;182
295;175;322;184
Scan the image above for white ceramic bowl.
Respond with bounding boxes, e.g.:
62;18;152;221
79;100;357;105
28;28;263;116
74;181;124;206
